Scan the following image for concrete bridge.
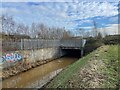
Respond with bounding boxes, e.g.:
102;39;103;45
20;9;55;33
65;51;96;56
60;39;86;57
1;38;86;69
60;39;86;50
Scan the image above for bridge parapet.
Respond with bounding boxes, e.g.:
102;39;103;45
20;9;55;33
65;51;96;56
60;39;86;50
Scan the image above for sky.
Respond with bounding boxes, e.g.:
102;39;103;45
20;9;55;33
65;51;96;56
1;0;119;35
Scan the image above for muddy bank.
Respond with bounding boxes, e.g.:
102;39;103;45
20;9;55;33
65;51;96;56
2;57;58;80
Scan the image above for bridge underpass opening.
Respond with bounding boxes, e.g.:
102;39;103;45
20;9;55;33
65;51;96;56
61;49;82;58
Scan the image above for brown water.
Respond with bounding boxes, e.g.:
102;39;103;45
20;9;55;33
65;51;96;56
2;57;78;88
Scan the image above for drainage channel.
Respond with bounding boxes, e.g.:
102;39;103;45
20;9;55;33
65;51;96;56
2;57;78;88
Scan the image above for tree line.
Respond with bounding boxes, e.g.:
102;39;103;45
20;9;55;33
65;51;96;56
1;15;108;40
0;15;73;40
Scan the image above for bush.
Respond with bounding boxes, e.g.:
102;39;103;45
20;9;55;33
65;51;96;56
103;35;120;45
84;37;103;55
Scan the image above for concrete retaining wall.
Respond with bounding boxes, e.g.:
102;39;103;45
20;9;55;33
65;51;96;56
23;47;65;63
1;47;66;69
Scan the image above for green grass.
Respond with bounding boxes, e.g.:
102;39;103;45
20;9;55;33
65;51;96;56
46;45;119;88
100;45;119;88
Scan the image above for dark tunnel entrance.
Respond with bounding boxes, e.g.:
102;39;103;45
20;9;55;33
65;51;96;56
62;49;82;58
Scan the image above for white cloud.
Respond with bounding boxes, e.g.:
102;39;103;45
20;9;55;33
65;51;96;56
0;7;27;15
98;24;119;36
2;0;72;2
1;2;118;19
1;1;119;30
78;26;93;29
68;1;118;20
2;0;119;2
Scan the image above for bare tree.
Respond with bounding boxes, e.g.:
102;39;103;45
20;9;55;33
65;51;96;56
56;28;64;39
37;24;65;40
84;30;91;38
16;23;26;35
37;23;48;39
1;15;15;35
62;30;72;39
1;15;74;40
30;22;38;38
77;28;85;38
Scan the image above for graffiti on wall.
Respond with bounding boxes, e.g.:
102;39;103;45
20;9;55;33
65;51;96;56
0;53;22;63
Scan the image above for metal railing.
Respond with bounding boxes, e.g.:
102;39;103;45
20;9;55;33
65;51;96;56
2;39;85;51
2;39;60;51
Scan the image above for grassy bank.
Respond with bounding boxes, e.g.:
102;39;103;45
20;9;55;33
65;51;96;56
46;45;119;88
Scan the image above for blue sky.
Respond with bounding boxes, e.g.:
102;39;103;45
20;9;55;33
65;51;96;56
1;1;119;34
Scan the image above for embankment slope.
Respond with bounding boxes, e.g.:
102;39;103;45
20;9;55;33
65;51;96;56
46;45;119;88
